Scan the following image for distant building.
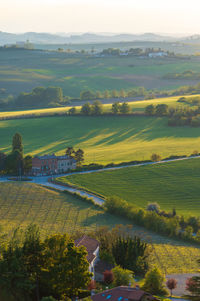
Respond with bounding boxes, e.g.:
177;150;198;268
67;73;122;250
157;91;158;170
148;52;167;58
92;286;159;301
32;154;76;175
75;235;100;278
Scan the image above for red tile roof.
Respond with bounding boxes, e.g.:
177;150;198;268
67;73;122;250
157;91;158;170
75;235;99;264
91;286;158;301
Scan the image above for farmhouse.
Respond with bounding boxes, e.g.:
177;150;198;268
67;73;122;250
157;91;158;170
75;235;100;278
32;154;76;175
92;286;159;301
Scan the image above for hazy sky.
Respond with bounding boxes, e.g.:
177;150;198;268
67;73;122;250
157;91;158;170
1;0;200;34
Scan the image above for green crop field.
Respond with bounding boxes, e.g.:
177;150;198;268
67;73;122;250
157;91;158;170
58;157;200;217
0;182;199;274
1;49;200;98
1;103;200;164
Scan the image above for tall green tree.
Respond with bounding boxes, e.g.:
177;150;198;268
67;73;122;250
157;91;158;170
142;266;167;295
0;246;33;301
111;102;120;114
112;236;149;275
22;224;45;301
92;100;103;115
120;102;131;114
104;90;110;99
81;102;92;115
5;149;24;175
75;149;84;166
145;104;155;116
49;241;92;299
66;147;75;157
12;133;23;154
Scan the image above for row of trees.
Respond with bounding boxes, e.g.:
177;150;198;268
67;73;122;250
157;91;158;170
68;101;131;116
103;196;200;243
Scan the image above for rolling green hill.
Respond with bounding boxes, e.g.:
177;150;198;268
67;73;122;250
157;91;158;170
1;49;200;98
0;182;199;274
58;157;200;217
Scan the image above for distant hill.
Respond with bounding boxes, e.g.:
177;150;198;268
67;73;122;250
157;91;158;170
0;31;181;45
182;34;200;44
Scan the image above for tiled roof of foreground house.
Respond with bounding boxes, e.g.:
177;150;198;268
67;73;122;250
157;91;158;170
75;235;99;264
91;286;159;301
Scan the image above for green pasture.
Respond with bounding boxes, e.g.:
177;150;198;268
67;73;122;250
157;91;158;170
2;101;200;163
59;157;200;217
0;182;199;274
1;49;200;97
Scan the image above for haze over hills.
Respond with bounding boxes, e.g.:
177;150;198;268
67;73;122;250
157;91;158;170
0;31;197;45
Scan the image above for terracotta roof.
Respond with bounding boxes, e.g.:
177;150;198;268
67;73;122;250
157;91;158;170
75;235;99;264
91;286;158;301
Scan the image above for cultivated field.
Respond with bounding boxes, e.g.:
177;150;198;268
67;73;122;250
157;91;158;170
58;157;200;217
1;49;200;98
0;182;199;274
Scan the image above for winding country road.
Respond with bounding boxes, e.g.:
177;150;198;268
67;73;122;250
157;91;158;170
0;155;199;205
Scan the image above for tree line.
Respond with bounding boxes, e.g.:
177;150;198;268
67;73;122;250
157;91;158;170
145;98;200;127
68;100;131;116
103;196;200;244
3;80;200;110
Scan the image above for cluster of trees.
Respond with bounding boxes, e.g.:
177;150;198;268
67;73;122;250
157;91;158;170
145;100;200;127
66;146;84;166
168;106;200;127
92;226;150;276
145;104;169;116
103;197;200;243
68;101;131;116
0;223;179;300
14;86;66;108
0;133;32;176
0;225;92;301
100;47;170;57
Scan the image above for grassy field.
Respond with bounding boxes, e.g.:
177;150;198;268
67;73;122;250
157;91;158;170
58;157;200;217
0;182;199;274
1;49;200;98
2;104;200;163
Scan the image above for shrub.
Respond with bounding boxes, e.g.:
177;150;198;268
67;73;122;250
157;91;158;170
112;266;134;286
146;202;160;213
142;266;167;296
151;153;161;162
